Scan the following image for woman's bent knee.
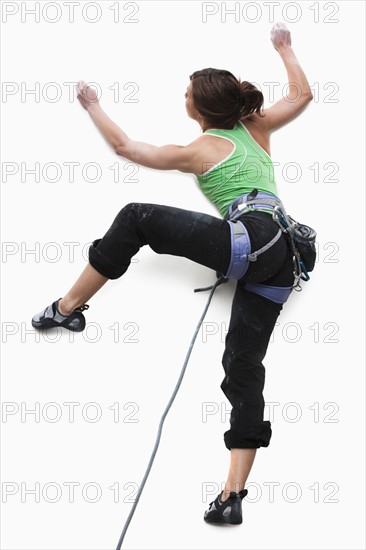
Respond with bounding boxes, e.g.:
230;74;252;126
88;239;129;279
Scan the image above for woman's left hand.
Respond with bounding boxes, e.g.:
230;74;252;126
76;80;100;110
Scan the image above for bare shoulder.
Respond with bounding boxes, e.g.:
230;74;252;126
240;112;267;132
188;133;234;155
240;114;271;157
185;133;235;175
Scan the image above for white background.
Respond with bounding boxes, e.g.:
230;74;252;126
1;1;365;549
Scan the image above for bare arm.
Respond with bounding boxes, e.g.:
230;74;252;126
76;81;198;173
260;23;313;132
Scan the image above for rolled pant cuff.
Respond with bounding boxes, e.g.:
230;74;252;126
88;239;128;280
224;422;272;450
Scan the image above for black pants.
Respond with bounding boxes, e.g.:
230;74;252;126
89;203;294;449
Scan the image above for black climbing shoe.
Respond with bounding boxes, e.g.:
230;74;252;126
204;489;248;525
32;299;89;332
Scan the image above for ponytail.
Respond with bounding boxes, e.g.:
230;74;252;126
239;81;264;118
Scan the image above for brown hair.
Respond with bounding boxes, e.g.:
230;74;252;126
189;68;264;129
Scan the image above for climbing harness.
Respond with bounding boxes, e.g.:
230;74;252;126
220;188;317;296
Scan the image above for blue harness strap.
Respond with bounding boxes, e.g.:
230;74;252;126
225;190;282;220
224;220;251;280
244;282;293;304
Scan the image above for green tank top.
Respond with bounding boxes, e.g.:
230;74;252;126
195;120;278;217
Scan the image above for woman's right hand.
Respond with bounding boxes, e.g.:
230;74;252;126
270;22;292;52
76;80;100;111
